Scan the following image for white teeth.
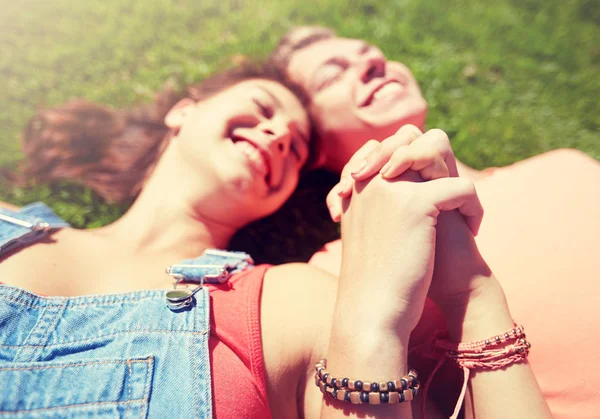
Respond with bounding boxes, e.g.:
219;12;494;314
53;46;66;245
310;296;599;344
373;82;405;101
233;140;268;176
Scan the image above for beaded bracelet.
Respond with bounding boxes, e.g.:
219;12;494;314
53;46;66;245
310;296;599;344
314;358;420;405
438;324;527;352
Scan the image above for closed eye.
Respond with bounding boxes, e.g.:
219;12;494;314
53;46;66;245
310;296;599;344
316;60;347;91
253;99;274;119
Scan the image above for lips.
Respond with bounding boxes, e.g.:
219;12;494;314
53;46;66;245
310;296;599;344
230;134;272;186
360;80;407;107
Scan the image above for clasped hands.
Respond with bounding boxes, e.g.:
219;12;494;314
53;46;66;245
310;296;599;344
329;125;489;336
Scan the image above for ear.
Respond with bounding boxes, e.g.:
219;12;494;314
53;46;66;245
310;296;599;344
164;98;196;129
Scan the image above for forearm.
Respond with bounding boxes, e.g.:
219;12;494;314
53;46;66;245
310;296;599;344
439;276;552;419
320;300;412;418
431;208;551;418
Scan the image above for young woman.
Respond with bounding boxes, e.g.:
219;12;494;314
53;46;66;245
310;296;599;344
0;64;551;418
270;26;600;419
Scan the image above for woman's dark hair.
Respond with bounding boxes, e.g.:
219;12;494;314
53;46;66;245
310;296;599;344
11;61;309;203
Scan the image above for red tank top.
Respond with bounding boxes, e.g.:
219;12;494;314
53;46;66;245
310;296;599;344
206;264;272;419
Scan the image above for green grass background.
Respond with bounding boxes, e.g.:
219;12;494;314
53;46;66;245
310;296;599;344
1;0;598;262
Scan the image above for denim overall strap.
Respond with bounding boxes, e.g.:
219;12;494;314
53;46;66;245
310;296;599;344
165;249;254;310
0;202;70;257
167;249;254;284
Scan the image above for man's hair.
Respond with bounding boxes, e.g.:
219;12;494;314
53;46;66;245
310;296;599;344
269;26;336;71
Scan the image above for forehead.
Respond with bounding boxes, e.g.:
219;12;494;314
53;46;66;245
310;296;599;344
287;37;367;85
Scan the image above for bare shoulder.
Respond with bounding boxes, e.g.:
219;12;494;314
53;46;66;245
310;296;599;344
0;201;20;211
265;262;337;292
261;263;338;418
0;228;81;294
262;263;337;351
262;263;338;353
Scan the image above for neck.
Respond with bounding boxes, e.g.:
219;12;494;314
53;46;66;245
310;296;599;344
101;195;236;261
97;179;239;263
95;143;257;261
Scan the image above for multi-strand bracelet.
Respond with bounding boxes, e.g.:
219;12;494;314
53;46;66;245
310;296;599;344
314;358;419;405
435;324;531;370
417;322;531;419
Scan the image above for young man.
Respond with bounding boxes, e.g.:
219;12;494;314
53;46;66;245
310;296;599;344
269;26;600;419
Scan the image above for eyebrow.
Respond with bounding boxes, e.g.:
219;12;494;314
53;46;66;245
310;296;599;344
358;41;371;55
257;86;282;108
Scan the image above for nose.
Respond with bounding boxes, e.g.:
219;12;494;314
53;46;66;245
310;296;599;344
357;46;386;83
259;119;291;155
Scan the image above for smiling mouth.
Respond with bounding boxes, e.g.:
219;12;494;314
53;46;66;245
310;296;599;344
361;81;406;107
230;137;272;186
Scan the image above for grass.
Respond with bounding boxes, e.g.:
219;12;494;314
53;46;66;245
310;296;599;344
1;0;598;262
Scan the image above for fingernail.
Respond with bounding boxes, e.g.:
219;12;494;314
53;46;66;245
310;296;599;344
380;161;391;177
351;160;367;177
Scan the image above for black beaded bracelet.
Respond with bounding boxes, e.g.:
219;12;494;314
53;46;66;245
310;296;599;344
315;370;420;392
314;359;420;405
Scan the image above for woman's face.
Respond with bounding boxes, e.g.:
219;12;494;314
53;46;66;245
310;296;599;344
287;37;428;173
166;79;310;222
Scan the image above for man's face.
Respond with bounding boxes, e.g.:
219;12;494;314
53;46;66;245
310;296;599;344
287;37;428;172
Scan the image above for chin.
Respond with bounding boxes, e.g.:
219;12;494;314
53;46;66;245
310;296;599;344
404;108;428;131
360;96;428;138
383;103;428;136
370;117;426;142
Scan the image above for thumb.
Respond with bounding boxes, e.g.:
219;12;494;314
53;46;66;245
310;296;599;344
421;177;484;235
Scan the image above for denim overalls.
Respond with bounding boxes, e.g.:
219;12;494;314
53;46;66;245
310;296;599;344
0;203;253;418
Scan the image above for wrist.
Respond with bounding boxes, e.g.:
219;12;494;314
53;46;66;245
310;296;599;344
330;303;413;349
326;322;410;384
336;270;428;339
437;277;514;342
322;326;412;415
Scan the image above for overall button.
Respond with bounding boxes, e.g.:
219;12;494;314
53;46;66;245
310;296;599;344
165;289;195;310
